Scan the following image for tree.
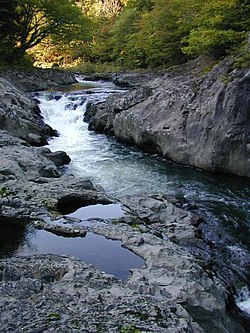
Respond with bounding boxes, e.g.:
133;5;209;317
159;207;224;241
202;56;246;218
0;0;19;62
182;0;250;58
127;0;202;67
15;0;90;57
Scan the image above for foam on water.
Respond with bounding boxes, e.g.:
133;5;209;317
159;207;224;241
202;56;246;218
35;79;250;252
235;286;250;316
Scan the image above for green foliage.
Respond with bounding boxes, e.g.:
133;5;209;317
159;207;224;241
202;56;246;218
232;37;250;68
0;0;19;63
47;313;61;320
1;0;249;68
182;28;244;58
109;8;141;66
126;0;153;11
16;0;90;52
182;0;250;58
0;0;91;65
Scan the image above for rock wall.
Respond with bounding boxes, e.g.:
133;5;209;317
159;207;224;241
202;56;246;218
87;61;250;178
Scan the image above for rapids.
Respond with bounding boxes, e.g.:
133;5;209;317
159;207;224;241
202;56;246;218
32;77;250;314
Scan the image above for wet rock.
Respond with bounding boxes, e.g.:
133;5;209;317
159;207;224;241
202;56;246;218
28;133;47;146
42;151;71;167
0;78;48;145
33;220;87;237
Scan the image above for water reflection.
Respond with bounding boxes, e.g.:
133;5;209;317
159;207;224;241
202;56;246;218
0;218;28;258
0;220;144;280
67;203;124;220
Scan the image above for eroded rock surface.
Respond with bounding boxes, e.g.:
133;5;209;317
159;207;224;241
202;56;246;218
0;68;247;333
0;255;204;333
87;61;250;177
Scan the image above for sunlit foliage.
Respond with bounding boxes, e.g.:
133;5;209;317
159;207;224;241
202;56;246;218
1;0;249;68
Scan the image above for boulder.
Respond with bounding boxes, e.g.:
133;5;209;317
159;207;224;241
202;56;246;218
42;150;71;167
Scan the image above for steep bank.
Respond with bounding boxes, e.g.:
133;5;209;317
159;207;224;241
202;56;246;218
0;68;247;333
87;60;250;178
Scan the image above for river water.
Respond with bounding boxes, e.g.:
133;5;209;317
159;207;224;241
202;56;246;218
30;77;250;312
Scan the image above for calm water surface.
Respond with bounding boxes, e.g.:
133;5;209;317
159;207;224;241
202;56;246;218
1;79;250;300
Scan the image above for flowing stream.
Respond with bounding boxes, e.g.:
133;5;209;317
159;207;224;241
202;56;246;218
25;77;250;311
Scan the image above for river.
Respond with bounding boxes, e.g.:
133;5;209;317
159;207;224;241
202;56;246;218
30;77;250;313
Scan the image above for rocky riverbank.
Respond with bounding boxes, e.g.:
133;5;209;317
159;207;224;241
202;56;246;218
86;60;250;178
0;67;248;332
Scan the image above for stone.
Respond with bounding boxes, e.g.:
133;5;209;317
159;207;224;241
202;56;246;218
88;61;250;178
0;255;203;333
42;151;71;167
0;68;76;92
0;67;247;333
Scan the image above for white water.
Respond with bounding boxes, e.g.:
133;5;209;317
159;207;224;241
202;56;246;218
37;80;179;197
35;79;250;211
32;78;250;307
235;286;250;316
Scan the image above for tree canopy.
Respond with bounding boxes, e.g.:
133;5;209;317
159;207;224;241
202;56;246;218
1;0;249;67
0;0;90;63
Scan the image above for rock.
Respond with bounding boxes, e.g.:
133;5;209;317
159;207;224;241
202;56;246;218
0;78;48;145
119;193;201;246
42;151;71;167
110;71;163;87
27;133;47;146
0;67;247;333
0;255;204;333
0;68;76;92
88;61;250;178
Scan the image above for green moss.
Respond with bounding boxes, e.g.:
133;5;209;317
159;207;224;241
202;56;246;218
0;187;11;198
71;319;80;328
42;198;59;217
48;313;61;320
120;324;141;333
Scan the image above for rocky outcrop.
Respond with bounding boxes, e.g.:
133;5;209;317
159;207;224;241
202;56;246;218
0;67;76;92
0;68;247;333
0;78;55;146
0;71;108;221
0;255;203;333
87;61;250;178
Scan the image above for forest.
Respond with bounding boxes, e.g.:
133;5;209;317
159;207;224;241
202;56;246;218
0;0;249;70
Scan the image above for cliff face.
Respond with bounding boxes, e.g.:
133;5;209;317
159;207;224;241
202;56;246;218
88;62;250;178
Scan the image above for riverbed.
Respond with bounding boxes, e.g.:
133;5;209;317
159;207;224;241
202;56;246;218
4;77;250;314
